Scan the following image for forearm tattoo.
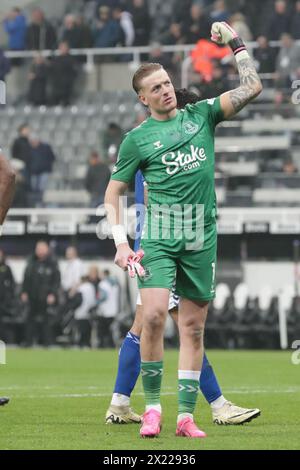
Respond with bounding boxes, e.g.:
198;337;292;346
229;58;262;112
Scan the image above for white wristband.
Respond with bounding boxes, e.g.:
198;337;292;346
111;224;128;247
0;225;3;237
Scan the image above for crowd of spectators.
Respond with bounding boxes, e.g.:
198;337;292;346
2;1;300;52
0;242;121;348
11;123;56;207
0;0;299;106
9;119;124;208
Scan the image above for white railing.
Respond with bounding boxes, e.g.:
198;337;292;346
3;40;286;95
4;44;195;70
3;39;289;68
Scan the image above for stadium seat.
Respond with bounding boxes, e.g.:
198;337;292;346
213;283;231;311
206;283;234;349
254;285;279;348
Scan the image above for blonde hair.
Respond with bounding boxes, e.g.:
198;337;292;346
132;63;163;94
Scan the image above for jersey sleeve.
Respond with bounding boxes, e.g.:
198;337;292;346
111;133;141;183
206;96;225;127
187;96;225;129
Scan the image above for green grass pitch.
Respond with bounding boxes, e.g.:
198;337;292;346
0;349;299;450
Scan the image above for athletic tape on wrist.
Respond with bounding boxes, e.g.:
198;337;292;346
111;224;128;247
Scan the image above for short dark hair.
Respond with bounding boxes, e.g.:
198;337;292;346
175;88;199;108
132;63;163;94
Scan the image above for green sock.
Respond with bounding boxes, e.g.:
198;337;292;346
178;379;199;415
141;361;163;406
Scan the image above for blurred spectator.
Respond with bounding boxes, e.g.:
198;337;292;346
196;63;229;99
129;0;151;46
29;134;56;204
182;3;212;43
172;0;193;24
61;246;85;293
97;269;120;348
191;38;231;82
0;49;11;82
0;249;16;315
266;0;290;41
21;241;60;347
85;151;111;206
283;159;298;174
60;14;93;51
76;15;93;48
254;36;277;74
148;42;176;76
28;54;48;106
241;0;265;38
11;123;32;188
3;7;27;53
11;161;28;208
58;246;85;336
290;0;300;40
26;8;57;50
101;122;123;164
88;265;101;295
160;22;184;46
93;5;123;48
210;0;230;23
276;33;300;88
0;249;16;343
49;42;77;106
148;0;177;40
229;13;253;42
74;275;96;347
112;6;135;47
61;14;83;49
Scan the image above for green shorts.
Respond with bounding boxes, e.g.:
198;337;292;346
138;224;217;301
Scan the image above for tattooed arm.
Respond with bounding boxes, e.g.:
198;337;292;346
210;21;263;120
220;56;263;119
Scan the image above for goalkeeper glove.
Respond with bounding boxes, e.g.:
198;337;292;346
211;21;247;57
127;249;145;278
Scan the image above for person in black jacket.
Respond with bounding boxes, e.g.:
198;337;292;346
0;249;15;342
29;134;56;205
25;8;57;50
49;41;77;106
21;241;61;347
11;123;32;189
85;151;111;206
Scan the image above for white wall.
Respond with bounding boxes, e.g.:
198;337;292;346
243;262;299;297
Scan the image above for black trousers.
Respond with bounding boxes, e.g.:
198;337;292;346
75;319;91;347
25;302;55;347
97;317;115;348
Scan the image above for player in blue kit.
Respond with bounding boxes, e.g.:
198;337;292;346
105;90;260;427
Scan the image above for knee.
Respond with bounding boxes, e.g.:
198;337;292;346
143;307;166;332
181;320;205;348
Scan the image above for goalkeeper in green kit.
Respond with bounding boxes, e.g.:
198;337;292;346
105;22;262;438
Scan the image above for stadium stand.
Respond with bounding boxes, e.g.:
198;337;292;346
1;0;300;349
